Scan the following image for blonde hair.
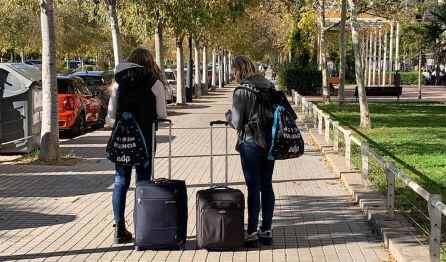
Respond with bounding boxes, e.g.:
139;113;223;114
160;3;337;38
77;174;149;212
231;55;257;82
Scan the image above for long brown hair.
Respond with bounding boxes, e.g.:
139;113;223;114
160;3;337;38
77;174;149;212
231;55;257;83
126;48;167;88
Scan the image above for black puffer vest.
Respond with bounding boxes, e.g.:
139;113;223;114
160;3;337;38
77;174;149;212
115;65;157;134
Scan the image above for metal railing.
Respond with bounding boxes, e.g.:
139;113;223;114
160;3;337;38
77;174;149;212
293;91;444;262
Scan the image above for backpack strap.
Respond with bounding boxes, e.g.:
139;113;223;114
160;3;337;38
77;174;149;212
234;85;259;96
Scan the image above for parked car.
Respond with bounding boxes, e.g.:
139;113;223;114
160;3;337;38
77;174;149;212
57;76;103;136
165;69;177;103
24;60;42;69
71;70;113;122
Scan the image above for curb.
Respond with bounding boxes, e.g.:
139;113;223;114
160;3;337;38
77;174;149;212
297;111;430;262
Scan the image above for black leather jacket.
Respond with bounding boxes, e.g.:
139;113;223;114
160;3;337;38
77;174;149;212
226;74;275;146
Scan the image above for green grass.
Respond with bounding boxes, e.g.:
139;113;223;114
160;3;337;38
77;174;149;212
318;102;446;194
317;102;446;256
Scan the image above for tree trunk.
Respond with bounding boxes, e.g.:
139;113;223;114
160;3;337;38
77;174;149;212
176;36;186;104
104;0;122;67
211;48;216;87
347;0;371;128
20;48;25;63
154;12;165;75
338;0;347;108
418;43;423;99
226;52;231;83
223;50;228;84
202;45;208;94
319;0;330;104
218;51;222;89
194;36;201;98
39;0;59;161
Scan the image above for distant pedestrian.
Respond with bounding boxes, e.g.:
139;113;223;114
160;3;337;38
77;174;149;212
106;48;167;244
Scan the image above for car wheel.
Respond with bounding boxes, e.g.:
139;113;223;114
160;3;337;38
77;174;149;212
71;113;86;137
94;108;106;129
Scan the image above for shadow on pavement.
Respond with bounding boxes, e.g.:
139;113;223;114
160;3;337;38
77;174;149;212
0;206;76;231
0;173;114;197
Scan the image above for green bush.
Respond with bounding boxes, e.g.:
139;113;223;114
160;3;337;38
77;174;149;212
398;71;425;85
278;62;322;95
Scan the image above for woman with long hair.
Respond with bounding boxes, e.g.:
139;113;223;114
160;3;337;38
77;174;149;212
106;48;167;244
226;55;276;247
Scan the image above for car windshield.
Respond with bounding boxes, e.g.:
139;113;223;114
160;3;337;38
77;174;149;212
165;72;175;80
57;79;71;94
79;76;103;87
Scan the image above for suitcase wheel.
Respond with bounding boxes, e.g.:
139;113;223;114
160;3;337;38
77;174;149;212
134;246;143;251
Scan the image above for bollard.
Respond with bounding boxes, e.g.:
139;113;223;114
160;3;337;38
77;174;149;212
361;142;369;187
333;122;339;152
384;162;395;218
324;117;331;143
428;194;442;262
345;130;352;168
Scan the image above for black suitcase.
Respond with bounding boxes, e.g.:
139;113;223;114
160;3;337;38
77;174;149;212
196;120;245;250
134;119;187;251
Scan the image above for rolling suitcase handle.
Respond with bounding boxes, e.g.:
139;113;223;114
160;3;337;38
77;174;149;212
151;119;172;180
209;120;229;188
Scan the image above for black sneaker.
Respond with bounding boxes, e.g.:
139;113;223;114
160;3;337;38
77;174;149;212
258;230;273;246
244;231;260;248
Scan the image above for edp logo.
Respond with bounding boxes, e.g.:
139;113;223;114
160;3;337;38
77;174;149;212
288;145;300;153
117;154;131;163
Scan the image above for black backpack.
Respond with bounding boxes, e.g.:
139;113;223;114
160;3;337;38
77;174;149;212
235;86;304;160
106;62;156;166
268;105;304;160
106;112;150;166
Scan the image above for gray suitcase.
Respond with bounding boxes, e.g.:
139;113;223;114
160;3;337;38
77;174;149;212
196;120;245;250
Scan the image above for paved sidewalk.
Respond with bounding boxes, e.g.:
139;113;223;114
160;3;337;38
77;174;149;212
0;83;392;261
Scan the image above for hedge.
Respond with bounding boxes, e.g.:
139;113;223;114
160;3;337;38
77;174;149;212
398;71;426;85
278;62;322;95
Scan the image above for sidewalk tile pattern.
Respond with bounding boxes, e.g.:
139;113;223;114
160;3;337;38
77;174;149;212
0;83;391;262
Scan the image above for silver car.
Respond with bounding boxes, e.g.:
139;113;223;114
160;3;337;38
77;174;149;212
165;69;177;103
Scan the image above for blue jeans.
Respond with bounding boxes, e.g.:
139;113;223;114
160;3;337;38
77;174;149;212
239;138;275;234
112;131;152;223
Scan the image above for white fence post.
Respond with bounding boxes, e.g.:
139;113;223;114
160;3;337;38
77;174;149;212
384;162;395;218
312;105;318;127
333;122;339;152
318;113;323;134
345;130;352;168
361;142;369;187
428;194;442;262
325;117;331;143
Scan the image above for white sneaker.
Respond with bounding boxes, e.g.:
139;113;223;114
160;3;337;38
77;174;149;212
258;230;272;246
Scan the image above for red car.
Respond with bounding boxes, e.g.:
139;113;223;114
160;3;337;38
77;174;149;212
57;76;103;136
